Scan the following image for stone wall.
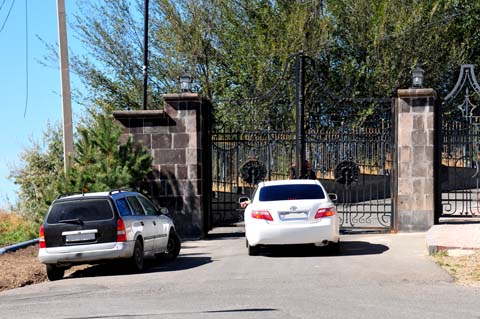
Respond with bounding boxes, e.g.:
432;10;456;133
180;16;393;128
395;88;437;231
113;93;212;239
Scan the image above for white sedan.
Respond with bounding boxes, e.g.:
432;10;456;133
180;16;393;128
241;179;340;256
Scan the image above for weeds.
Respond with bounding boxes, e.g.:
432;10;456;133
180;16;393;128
432;250;480;286
0;210;38;247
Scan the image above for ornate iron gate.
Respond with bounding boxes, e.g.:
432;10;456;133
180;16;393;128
209;53;395;231
436;64;480;219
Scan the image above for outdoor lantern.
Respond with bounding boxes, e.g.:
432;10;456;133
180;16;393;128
179;74;192;93
412;65;424;88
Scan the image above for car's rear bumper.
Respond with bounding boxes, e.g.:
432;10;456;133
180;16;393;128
38;241;135;265
246;218;339;246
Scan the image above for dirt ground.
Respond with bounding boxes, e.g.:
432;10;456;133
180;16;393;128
0;245;479;293
0;245;46;292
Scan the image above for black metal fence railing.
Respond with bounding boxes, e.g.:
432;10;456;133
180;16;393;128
210;126;393;230
437;64;480;218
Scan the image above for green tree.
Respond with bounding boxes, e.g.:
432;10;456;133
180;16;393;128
10;110;152;224
69;109;152;192
68;0;480;128
9;123;67;224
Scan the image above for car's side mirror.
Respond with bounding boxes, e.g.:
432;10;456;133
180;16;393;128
328;193;338;202
160;207;169;215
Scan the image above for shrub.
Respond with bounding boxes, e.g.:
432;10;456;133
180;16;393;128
0;210;38;247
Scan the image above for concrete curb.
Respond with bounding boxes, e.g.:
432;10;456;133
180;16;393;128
426;224;480;255
0;238;39;255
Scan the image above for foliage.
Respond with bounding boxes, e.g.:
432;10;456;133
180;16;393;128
9;111;152;224
68;0;480;130
9;123;67;224
0;211;38;246
69;110;152;193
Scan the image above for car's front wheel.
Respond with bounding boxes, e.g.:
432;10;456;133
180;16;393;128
46;264;64;281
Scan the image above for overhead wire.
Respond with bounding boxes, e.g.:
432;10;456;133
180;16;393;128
0;0;7;11
0;0;15;33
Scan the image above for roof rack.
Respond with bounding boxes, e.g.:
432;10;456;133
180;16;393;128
108;189;130;195
55;192;84;200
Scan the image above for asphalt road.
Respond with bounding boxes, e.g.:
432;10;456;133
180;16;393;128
1;228;479;319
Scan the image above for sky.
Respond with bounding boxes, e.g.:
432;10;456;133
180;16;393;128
0;1;84;208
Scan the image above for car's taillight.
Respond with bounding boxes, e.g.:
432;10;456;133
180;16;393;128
117;219;127;242
251;210;273;221
315;207;335;219
39;224;46;248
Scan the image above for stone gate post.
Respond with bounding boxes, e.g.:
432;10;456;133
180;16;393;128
395;88;437;231
113;93;212;239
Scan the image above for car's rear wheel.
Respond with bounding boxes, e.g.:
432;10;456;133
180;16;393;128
46;264;64;281
246;239;258;256
131;239;144;272
327;240;340;255
163;229;181;261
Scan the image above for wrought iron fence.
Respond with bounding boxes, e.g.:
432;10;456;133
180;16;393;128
211;124;394;230
438;65;480;218
209;52;394;230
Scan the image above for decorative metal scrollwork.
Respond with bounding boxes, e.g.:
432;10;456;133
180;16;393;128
334;160;359;185
240;158;267;185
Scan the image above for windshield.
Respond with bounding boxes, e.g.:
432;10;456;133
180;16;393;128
47;199;114;223
258;184;325;201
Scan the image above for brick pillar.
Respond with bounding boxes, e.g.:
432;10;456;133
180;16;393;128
113;93;212;239
395;88;437;231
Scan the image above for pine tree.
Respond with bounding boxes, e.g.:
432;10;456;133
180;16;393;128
10;111;152;224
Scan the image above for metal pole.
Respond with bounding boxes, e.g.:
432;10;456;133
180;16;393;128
56;0;74;174
295;51;306;178
142;0;149;110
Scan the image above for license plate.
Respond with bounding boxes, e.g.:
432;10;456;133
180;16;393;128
65;233;96;242
279;212;307;220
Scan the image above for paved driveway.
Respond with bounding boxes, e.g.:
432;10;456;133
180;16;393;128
1;229;479;319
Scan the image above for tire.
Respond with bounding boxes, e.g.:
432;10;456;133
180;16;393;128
247;240;258;256
163;229;181;261
46;264;64;281
327;240;340;255
131;239;144;272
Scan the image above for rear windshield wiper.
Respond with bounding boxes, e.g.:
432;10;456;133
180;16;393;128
58;218;84;225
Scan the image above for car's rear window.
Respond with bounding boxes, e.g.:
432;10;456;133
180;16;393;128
259;184;325;201
46;199;114;223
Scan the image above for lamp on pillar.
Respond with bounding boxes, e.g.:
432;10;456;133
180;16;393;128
412;65;424;88
179;74;192;93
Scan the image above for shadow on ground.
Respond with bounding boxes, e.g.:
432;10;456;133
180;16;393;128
207;231;245;240
64;255;212;280
256;241;389;258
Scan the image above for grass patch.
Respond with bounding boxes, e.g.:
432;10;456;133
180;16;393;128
432;250;480;286
0;210;38;247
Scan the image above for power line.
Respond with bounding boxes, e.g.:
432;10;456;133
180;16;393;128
23;0;28;118
0;0;7;12
0;0;15;33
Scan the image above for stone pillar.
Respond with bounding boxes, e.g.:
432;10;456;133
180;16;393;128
113;93;212;239
395;88;437;231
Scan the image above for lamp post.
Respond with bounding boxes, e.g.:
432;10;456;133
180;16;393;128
180;74;192;93
412;65;424;88
294;52;306;179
